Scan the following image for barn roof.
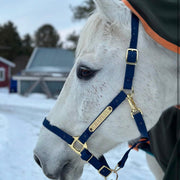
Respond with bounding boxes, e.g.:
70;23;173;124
25;47;75;74
0;57;15;67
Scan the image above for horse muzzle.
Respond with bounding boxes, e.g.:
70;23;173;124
33;150;83;180
33;152;59;179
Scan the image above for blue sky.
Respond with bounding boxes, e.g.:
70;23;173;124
0;0;85;41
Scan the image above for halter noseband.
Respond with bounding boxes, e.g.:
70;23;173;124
43;13;149;179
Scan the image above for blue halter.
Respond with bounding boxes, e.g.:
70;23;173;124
43;13;149;179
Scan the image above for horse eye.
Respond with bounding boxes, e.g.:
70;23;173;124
77;66;97;80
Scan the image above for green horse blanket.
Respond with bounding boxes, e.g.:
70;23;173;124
149;106;180;180
122;0;180;54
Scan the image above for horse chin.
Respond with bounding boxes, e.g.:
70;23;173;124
43;161;83;180
58;162;83;180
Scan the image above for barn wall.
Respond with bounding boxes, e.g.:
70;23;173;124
0;62;9;87
20;80;65;96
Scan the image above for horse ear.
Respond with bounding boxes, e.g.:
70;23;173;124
94;0;122;22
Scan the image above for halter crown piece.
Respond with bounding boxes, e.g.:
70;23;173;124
43;13;149;180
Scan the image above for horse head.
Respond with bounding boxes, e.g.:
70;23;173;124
34;0;176;179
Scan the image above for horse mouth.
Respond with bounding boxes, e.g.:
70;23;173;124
58;162;72;180
44;162;73;180
39;162;71;180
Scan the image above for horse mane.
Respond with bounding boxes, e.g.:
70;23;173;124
76;2;131;58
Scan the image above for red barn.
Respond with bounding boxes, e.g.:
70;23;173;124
0;57;15;87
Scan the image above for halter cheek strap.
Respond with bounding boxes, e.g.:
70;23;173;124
123;12;139;90
43;13;149;179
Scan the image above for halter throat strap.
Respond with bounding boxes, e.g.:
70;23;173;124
43;13;149;179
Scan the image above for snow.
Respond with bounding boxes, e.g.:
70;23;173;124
0;88;155;180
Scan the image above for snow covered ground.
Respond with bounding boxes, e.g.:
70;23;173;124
0;88;155;180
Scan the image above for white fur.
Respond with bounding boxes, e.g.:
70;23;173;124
146;154;164;180
34;0;177;179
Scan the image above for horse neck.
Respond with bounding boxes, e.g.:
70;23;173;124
133;23;177;129
139;25;177;102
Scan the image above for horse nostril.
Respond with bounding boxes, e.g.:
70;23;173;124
34;154;42;168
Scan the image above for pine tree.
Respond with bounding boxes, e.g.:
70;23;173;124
71;0;95;20
65;0;95;51
21;34;33;55
66;31;79;51
35;24;60;47
0;21;22;60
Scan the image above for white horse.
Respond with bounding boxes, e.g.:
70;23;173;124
34;0;177;179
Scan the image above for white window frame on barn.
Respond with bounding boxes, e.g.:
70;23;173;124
0;67;5;81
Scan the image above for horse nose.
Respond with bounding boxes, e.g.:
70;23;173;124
33;154;57;179
34;154;42;168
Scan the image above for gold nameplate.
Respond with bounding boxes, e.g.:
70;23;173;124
89;106;113;132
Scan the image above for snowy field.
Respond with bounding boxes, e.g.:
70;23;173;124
0;88;155;180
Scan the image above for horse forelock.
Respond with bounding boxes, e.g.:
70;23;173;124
76;13;108;58
76;2;131;59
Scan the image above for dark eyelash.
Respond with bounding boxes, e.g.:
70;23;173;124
77;65;98;80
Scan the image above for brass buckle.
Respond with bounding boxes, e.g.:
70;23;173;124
98;166;113;178
99;165;110;173
126;94;142;118
126;48;138;65
99;165;119;180
69;136;87;155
